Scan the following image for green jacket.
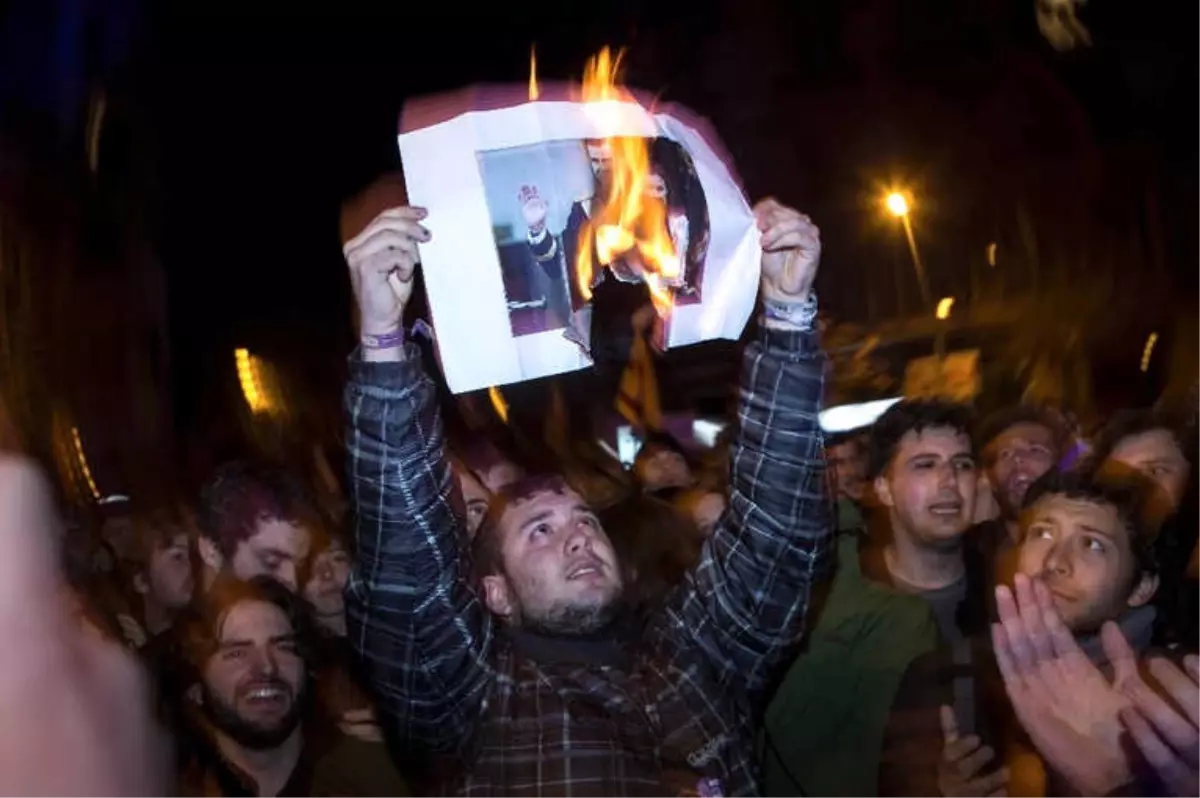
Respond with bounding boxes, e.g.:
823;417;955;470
762;532;939;796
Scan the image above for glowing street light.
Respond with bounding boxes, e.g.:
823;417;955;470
1140;332;1159;373
488;385;509;424
936;296;955;320
883;189;931;308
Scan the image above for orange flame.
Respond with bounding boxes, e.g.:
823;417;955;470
528;46;539;101
573;48;681;318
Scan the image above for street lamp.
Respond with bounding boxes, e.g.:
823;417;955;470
936;296;955;321
885;192;909;218
884;190;931;308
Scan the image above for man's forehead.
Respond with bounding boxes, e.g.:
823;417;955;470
991;422;1053;448
249;518;310;552
586;141;612;157
217;599;291;641
898;427;972;455
1111;429;1183;462
501;488;586;524
1030;494;1122;533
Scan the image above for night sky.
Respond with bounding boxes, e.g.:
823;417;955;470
1;0;1196;471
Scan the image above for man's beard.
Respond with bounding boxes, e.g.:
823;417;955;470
201;680;305;751
520;592;623;637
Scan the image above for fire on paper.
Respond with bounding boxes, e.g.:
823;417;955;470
398;48;762;394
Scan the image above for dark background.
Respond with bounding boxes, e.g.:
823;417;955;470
0;0;1195;498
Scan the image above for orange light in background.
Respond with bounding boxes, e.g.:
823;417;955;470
573;48;681;318
885;192;910;217
1140;332;1158;373
235;347;270;414
935;296;955;320
488;386;509;423
71;426;100;501
528;46;540;101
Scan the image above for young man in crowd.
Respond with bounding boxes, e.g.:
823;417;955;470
865;399;984;644
762;399;978;795
1088;408;1197;649
341;198;831;794
117;505;196;647
449;456;492;540
880;469;1162;796
174;575;410;796
825;429;869;530
196;462;318;593
974;406;1066;564
632;431;696;497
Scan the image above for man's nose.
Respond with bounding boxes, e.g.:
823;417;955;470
1043;543;1071;576
565;527;592;555
278;563;298;592
315;560;333;583
251;647;279;677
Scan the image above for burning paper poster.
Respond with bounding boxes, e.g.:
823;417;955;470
398;80;761;394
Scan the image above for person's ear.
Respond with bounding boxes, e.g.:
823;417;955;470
482;574;515;620
874;474;894;508
196;537;223;572
132;572;149;596
1126;572;1160;609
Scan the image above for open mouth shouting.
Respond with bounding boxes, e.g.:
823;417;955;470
565;557;607;583
238;680;292;718
927;500;964;519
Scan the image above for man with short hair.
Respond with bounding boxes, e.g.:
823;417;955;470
826;430;868;504
865;399;982;643
977;406;1066;548
880;469;1162;796
117;506;196;647
341;198;830;794
196;463;318;593
633;431;695;497
762;402;972;796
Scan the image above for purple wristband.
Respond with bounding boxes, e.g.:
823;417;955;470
361;329;405;350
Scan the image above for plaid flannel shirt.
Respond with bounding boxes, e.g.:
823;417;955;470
345;325;831;796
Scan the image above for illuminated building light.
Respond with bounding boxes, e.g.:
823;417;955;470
71;426;101;501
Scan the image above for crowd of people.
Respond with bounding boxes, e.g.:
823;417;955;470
0;193;1195;798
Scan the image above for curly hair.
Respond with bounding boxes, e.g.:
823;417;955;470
198;462;321;559
866;399;976;480
1022;469;1159;582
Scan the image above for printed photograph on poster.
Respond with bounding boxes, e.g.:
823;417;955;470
477;136;711;338
398;86;762;395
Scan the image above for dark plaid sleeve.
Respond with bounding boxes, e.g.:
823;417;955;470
667;325;832;705
343;345;493;753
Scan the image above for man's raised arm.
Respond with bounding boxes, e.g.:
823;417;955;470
341;206;493;752
670;199;832;704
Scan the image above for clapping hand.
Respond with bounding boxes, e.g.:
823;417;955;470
991;574;1135;794
1120;655;1199;797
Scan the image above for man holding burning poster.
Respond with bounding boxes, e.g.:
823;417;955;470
340;191;830;794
